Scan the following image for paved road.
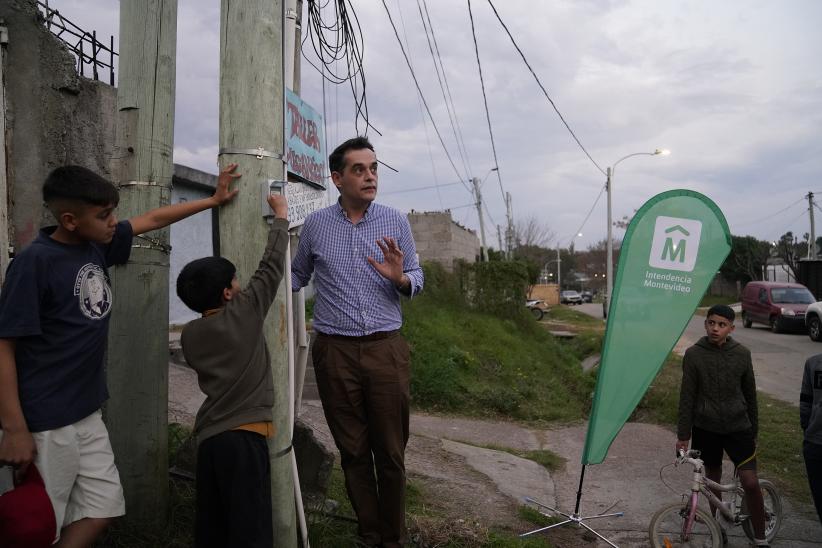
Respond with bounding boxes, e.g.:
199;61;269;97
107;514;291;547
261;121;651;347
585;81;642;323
575;303;815;405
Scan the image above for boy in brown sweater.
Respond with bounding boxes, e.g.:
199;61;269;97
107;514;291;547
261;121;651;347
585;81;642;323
176;192;288;548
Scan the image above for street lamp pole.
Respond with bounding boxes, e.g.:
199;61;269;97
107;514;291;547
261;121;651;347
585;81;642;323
556;246;561;291
604;149;669;318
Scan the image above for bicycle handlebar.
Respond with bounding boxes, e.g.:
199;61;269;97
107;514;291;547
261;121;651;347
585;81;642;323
676;448;704;470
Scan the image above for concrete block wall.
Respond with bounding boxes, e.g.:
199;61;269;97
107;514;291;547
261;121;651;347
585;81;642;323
1;0;118;251
408;211;480;272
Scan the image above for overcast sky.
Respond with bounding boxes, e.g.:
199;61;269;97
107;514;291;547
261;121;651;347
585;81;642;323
51;0;822;250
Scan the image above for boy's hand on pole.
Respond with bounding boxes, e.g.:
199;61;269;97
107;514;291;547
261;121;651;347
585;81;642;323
267;194;288;220
213;163;242;205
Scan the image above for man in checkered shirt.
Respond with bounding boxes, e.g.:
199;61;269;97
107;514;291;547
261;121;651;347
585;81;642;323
292;136;423;548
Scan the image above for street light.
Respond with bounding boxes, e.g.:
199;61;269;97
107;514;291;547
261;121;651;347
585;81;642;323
473;167;499;262
604;149;669;318
546;232;583;293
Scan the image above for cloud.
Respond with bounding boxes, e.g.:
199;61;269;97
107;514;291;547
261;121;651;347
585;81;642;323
50;0;822;250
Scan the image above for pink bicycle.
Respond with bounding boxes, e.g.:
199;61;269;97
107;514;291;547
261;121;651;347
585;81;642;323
648;449;782;548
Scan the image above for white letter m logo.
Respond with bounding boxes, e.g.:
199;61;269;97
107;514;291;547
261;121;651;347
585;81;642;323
649;216;702;272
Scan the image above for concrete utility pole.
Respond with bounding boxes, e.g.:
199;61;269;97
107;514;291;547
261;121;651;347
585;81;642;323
810;192;816;259
0;21;9;283
497;224;503;255
107;0;177;527
505;191;514;259
472;177;488;262
556;246;561;291
219;2;296;545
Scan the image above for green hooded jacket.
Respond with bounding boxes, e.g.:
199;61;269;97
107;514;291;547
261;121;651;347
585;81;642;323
677;336;758;440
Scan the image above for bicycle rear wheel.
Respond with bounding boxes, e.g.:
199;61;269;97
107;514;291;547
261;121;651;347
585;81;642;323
741;479;783;543
649;502;722;548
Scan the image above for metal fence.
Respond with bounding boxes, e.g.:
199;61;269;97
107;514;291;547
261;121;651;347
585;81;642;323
36;0;117;85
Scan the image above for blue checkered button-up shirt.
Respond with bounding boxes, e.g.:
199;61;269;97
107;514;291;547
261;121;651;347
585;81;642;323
291;201;424;336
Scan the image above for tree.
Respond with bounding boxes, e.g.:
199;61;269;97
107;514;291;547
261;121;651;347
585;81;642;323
514;216;555;249
775;231;809;280
613;209;638;230
719;235;771;283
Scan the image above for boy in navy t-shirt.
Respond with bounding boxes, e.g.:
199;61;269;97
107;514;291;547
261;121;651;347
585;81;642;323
0;164;240;546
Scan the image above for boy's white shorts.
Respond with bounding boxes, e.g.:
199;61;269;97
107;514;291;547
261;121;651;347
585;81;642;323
1;409;126;537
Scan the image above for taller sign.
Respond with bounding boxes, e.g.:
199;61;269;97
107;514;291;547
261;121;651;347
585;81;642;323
285;89;326;227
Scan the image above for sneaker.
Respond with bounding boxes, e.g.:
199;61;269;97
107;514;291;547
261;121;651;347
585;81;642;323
750;540;769;547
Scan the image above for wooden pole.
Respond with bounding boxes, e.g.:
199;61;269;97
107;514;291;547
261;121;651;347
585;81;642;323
107;0;178;527
0;23;10;283
219;1;297;544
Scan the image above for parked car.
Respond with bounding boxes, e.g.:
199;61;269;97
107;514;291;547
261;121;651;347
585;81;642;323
740;281;815;333
580;290;593;303
560;290;583;305
805;301;822;341
526;299;545;321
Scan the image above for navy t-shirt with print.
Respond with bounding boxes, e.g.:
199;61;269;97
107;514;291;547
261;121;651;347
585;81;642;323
0;221;133;432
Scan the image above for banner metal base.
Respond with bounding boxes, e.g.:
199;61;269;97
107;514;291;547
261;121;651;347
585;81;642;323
519;464;623;548
520;497;623;548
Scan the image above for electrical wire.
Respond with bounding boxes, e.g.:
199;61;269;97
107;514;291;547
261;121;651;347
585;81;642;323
567;184;607;246
467;0;507;205
302;0;380;135
448;202;477;210
774;209;808;240
735;196;806;227
483;201;498;226
484;0;606;177
381;180;464;195
417;0;472;180
421;0;474;180
381;0;471;191
395;0;445;208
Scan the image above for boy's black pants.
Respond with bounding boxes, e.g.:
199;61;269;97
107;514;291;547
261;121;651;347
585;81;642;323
804;440;822;526
195;430;272;548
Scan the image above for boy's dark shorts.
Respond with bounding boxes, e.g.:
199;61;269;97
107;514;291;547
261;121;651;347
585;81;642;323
691;426;757;470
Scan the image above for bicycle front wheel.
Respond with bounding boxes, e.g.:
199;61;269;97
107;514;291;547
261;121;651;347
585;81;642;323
649;502;722;548
741;479;783;543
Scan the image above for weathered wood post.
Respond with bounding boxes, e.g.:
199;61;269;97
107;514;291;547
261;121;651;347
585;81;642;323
107;0;177;527
219;1;297;544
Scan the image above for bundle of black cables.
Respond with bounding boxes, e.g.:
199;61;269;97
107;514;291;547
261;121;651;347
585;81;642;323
303;0;378;135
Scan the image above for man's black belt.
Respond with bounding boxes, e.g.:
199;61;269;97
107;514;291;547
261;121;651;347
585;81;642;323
315;329;399;342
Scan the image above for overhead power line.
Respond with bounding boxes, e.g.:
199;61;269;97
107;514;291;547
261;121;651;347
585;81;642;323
418;0;473;180
568;184;607;246
735;196;806;227
484;0;606;176
775;209;808;240
381;180;464;195
483;201;498;226
394;0;445;208
467;0;507;204
303;0;380;135
382;0;471;189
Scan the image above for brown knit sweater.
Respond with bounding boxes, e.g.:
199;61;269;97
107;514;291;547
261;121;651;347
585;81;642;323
677;336;758;440
181;218;289;444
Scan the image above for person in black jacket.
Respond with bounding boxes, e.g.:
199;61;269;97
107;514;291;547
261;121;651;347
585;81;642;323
801;355;822;526
676;304;769;547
